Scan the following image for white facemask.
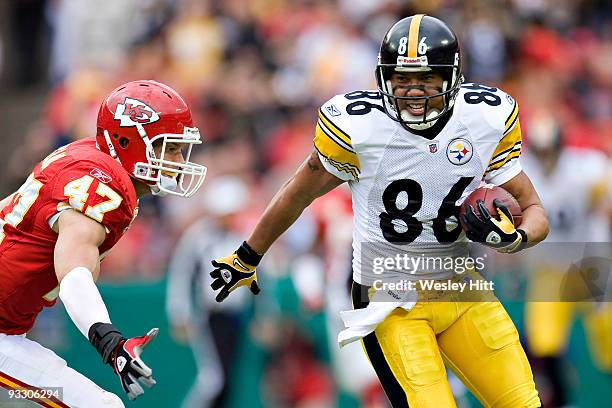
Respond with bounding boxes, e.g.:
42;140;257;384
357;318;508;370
131;125;207;198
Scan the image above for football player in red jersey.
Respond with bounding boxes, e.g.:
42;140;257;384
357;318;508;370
0;80;207;406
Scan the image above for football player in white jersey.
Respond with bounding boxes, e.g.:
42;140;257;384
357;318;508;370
210;15;549;407
521;112;611;406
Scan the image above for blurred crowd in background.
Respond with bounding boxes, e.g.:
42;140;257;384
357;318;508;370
1;0;611;407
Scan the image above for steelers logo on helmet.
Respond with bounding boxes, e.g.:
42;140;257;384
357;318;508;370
446;138;473;165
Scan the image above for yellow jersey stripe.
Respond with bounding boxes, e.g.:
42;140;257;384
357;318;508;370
490;140;522;163
314;128;361;180
504;101;519;134
490;117;522;160
317;119;354;153
316;151;360;180
318;109;352;146
487;117;522;174
487;150;521;173
407;14;425;58
488;145;521;169
314;126;359;166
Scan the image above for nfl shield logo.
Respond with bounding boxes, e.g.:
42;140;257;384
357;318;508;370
429;143;438;153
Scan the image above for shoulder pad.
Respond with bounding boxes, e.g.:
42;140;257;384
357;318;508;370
458;83;518;136
315;93;377;181
51;159;137;225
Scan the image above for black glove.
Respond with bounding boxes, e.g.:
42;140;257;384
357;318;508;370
461;199;527;253
210;241;262;302
89;323;158;400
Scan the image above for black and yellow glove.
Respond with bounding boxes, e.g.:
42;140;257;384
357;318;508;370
210;241;262;302
461;199;527;253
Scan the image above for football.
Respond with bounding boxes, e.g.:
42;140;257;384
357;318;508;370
459;184;522;228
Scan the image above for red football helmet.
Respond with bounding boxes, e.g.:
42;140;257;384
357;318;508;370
96;80;206;197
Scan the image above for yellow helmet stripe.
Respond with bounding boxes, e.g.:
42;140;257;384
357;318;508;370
407;14;425;57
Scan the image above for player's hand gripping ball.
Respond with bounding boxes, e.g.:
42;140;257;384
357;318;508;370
460;185;525;253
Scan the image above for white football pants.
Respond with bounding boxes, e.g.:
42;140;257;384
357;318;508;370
0;333;123;407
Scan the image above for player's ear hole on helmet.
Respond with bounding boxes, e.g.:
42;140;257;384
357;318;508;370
95;127;121;142
118;137;130;149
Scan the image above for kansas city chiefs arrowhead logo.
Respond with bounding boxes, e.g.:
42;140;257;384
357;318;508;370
114;97;160;127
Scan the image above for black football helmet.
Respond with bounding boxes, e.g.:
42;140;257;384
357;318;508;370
376;14;463;130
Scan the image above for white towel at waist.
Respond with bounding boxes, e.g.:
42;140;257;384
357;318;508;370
337;287;417;347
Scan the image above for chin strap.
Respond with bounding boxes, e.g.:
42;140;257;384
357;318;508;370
150;174;178;196
103;130;123;165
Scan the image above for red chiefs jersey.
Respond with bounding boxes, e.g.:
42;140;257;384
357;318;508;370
0;137;138;334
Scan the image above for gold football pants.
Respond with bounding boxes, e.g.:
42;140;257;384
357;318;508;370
352;280;540;408
526;267;612;371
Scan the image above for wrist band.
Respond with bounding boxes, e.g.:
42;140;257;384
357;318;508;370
88;322;125;365
236;241;263;266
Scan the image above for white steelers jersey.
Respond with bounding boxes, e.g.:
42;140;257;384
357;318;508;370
522;147;610;243
314;84;523;285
